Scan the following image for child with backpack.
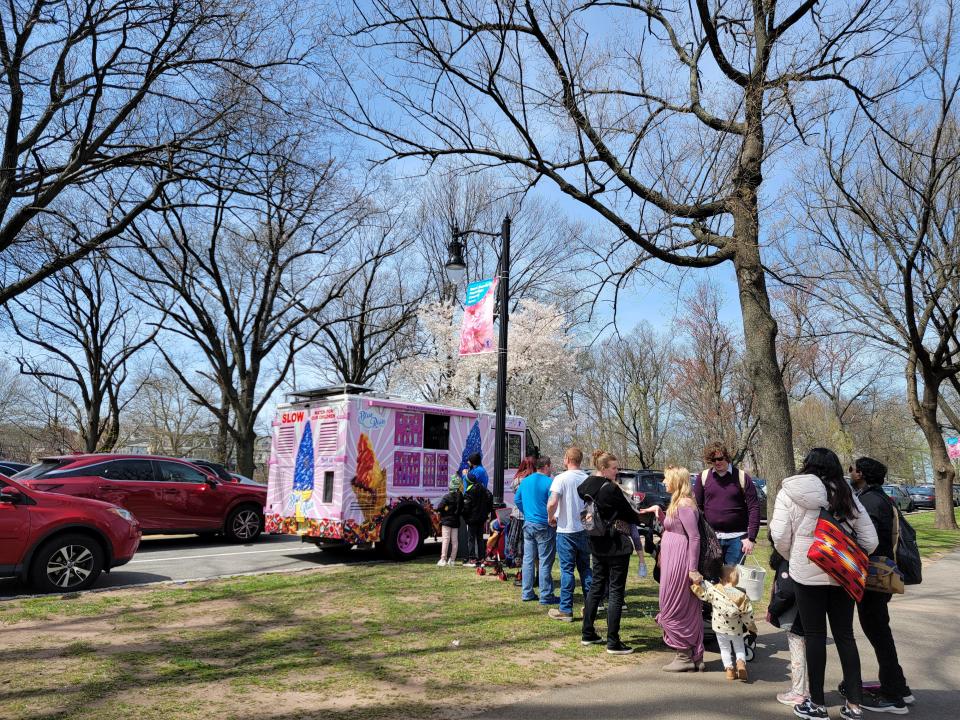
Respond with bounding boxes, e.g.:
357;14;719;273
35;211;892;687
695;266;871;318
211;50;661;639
436;476;463;566
692;564;757;682
767;548;809;705
462;458;494;566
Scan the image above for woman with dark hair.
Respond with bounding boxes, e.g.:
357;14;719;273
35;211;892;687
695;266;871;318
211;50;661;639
508;456;537;582
770;448;878;720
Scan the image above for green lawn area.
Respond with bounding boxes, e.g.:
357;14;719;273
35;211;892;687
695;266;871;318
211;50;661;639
1;511;955;720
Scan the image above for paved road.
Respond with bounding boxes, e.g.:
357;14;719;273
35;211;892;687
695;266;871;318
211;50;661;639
0;533;406;598
477;549;960;720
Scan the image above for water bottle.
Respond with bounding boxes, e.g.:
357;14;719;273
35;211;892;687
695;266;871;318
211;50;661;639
638;561;648;579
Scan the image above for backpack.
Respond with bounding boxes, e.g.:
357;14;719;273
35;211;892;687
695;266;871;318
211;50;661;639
894;507;922;585
697;512;724;579
700;468;748;493
580;494;609;537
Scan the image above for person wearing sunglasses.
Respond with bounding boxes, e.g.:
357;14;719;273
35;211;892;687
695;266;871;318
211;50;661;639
693;441;761;568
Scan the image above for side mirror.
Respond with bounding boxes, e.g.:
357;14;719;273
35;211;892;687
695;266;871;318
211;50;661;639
0;486;24;504
204;476;219;488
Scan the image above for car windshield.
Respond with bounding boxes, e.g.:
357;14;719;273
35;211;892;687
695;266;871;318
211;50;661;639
911;487;935;495
12;459;70;479
882;485;900;494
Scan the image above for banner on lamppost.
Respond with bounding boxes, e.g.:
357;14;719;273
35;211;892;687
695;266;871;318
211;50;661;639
458;278;497;356
947;436;960;460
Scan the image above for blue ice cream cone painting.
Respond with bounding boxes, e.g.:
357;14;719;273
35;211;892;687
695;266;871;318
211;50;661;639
458;420;482;475
291;421;315;523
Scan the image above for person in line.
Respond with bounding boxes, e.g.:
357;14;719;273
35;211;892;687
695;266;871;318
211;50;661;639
508;456;536;585
768;548;809;707
436;475;463;566
849;457;913;713
770;448;878;720
695;442;761;567
462;457;493;566
515;455;559;605
546;447;591;621
579;450;658;655
693;564;757;682
656;465;706;672
463;452;490;488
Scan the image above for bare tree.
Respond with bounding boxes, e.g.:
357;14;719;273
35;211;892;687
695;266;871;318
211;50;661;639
797;1;960;528
126;367;219;457
5;255;155;452
339;0;910;493
0;0;316;305
671;283;759;466
125;130;382;476
310;217;423;386
597;323;677;469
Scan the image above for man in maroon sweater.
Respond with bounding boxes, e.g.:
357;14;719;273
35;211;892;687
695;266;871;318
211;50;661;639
693;441;761;566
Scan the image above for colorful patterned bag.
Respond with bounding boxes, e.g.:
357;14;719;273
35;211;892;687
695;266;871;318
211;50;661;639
807;509;870;601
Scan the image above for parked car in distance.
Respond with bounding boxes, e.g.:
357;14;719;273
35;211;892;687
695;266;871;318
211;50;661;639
186;459;266;487
753;477;767;492
14;455;266;542
0;460;29;476
0;473;141;593
906;485;936;510
883;484;915;512
618;469;670;512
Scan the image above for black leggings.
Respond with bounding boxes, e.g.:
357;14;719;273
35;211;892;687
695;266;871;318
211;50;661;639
582;553;630;646
466;522;485;561
795;583;863;706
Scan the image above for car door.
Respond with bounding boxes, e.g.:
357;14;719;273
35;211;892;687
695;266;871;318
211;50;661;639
96;460;165;530
0;479;30;572
153;460;225;529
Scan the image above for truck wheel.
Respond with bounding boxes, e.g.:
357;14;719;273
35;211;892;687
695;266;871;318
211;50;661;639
224;505;264;543
384;515;424;561
30;534;104;593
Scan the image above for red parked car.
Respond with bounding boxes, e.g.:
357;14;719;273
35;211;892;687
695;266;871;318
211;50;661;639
14;455;266;542
0;474;141;593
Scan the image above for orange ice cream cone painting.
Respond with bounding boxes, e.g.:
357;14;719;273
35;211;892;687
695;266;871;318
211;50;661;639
352;432;386;521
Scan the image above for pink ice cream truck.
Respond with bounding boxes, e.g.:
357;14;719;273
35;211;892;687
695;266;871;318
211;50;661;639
264;385;528;560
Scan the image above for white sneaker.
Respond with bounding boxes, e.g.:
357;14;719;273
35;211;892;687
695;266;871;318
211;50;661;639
447;559;457;566
437;559;447;566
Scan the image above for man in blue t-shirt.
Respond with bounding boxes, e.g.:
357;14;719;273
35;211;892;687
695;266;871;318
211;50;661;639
515;455;558;604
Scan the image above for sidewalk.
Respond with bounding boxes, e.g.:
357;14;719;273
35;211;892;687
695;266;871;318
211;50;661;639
476;551;960;720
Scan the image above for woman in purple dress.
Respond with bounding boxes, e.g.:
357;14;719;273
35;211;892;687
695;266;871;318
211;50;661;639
656;465;705;672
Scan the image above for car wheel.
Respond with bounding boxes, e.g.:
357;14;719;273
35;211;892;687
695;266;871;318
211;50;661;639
384;515;424;561
907;502;915;513
224;505;264;543
30;534;104;593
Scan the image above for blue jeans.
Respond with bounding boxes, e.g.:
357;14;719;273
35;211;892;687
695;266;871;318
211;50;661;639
522;522;557;602
556;530;592;614
720;536;746;566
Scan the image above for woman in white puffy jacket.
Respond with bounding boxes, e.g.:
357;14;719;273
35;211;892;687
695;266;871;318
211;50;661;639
770;448;878;720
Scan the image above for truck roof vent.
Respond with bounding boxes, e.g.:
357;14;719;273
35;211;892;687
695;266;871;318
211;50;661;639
285;384;378;401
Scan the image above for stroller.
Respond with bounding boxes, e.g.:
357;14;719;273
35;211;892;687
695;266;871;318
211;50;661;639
476;509;511;581
650;522;757;662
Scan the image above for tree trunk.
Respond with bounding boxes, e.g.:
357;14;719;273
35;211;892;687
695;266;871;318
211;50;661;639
907;356;958;530
235;425;257;478
216;384;230;464
732;222;796;514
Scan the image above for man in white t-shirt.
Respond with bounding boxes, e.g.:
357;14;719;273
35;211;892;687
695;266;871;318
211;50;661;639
546;447;591;621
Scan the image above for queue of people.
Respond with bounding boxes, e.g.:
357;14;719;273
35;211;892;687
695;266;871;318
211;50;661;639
437;442;915;718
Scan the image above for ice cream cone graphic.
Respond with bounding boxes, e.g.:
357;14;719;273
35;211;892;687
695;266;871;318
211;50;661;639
291;421;315;524
352;432;386;521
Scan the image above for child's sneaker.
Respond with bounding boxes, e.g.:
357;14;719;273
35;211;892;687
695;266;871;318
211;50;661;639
725;666;736;680
794;700;829;720
446;559;457;566
778;692;807;707
437;559;447;566
736;659;748;682
840;704;864;720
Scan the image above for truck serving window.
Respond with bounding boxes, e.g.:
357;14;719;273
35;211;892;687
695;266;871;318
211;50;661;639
423;414;450;450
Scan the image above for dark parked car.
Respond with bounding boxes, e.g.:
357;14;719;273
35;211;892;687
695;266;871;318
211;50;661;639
0;460;29;476
0;473;141;593
14;454;266;542
907;485;936;510
883;484;915;512
618;469;670;512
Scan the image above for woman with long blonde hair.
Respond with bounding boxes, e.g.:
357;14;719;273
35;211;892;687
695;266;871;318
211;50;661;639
655;465;705;672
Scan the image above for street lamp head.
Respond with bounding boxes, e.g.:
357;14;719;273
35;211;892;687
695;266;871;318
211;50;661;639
444;235;467;285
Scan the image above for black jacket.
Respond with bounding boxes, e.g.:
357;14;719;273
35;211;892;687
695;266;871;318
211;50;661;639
857;484;896;559
462;482;492;526
768;555;804;636
577;475;642;557
437;490;462;528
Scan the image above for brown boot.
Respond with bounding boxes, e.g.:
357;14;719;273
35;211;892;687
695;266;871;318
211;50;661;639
661;649;695;672
736;659;748;682
725;666;736;680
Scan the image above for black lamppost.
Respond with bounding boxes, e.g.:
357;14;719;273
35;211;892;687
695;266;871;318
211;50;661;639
445;215;511;506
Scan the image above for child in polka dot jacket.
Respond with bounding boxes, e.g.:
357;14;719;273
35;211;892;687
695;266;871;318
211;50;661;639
692;564;758;682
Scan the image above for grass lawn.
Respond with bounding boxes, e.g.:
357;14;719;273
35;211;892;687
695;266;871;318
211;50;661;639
0;554;663;720
1;511;955;720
